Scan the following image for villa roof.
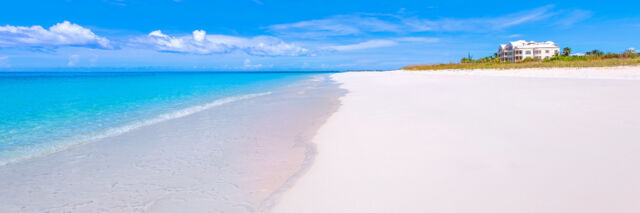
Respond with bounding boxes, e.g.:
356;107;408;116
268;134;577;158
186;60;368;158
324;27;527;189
501;40;559;49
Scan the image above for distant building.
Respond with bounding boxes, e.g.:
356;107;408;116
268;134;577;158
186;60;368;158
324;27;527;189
497;40;560;62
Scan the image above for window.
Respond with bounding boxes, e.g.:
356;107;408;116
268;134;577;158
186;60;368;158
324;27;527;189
545;50;550;53
525;51;531;54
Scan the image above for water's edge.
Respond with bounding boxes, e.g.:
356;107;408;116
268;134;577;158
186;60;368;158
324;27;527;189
0;73;347;212
258;74;347;212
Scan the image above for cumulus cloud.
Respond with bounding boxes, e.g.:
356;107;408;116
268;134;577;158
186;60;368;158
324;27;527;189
0;21;111;49
192;30;206;42
135;30;308;56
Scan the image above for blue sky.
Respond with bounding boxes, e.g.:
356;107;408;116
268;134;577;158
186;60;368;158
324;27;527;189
0;0;639;71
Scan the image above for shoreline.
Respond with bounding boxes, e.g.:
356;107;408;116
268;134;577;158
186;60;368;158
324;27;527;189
5;67;640;212
0;74;345;212
273;67;640;212
256;76;346;212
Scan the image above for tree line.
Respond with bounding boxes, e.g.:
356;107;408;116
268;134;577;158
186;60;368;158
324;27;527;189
461;47;639;64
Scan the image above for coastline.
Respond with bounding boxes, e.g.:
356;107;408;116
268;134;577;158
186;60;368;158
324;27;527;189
273;67;640;212
0;74;345;212
5;67;640;212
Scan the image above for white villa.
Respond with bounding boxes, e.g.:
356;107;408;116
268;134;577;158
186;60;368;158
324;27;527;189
497;40;560;62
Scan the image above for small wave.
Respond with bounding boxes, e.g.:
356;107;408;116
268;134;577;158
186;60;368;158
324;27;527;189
0;92;272;166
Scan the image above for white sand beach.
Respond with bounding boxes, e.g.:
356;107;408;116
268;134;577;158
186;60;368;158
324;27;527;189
3;67;640;213
273;66;640;213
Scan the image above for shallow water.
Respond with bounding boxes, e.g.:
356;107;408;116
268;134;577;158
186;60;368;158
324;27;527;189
0;72;328;165
0;72;344;212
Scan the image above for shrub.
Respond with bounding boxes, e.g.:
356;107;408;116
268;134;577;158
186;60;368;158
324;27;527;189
603;53;622;59
546;55;588;62
622;49;638;58
586;49;604;56
521;57;541;63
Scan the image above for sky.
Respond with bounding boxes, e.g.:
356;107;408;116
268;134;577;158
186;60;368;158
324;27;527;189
0;0;639;71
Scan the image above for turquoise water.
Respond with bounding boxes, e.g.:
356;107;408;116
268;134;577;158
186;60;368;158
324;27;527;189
0;72;323;165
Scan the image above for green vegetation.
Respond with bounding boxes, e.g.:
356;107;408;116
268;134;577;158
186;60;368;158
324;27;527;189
586;49;604;56
562;47;572;56
403;48;640;71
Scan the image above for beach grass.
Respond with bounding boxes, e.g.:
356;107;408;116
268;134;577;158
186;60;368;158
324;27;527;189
403;58;640;71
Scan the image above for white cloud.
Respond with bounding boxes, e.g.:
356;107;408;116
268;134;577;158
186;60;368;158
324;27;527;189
67;54;80;66
327;37;439;51
269;6;559;36
241;59;274;70
0;21;111;49
135;30;308;56
0;56;8;68
268;14;401;37
403;5;554;32
393;37;440;43
89;54;99;66
554;9;592;27
192;30;206;42
328;40;397;51
243;58;262;69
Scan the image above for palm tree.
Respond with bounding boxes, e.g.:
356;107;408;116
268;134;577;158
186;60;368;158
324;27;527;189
562;47;572;56
460;52;473;63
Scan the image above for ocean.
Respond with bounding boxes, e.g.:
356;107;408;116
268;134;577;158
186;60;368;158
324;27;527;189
0;72;327;166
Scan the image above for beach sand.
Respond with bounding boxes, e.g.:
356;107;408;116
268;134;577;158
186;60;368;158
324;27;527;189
0;75;344;212
273;66;640;213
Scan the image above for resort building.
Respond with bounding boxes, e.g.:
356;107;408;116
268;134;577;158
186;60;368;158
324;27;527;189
497;40;560;62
